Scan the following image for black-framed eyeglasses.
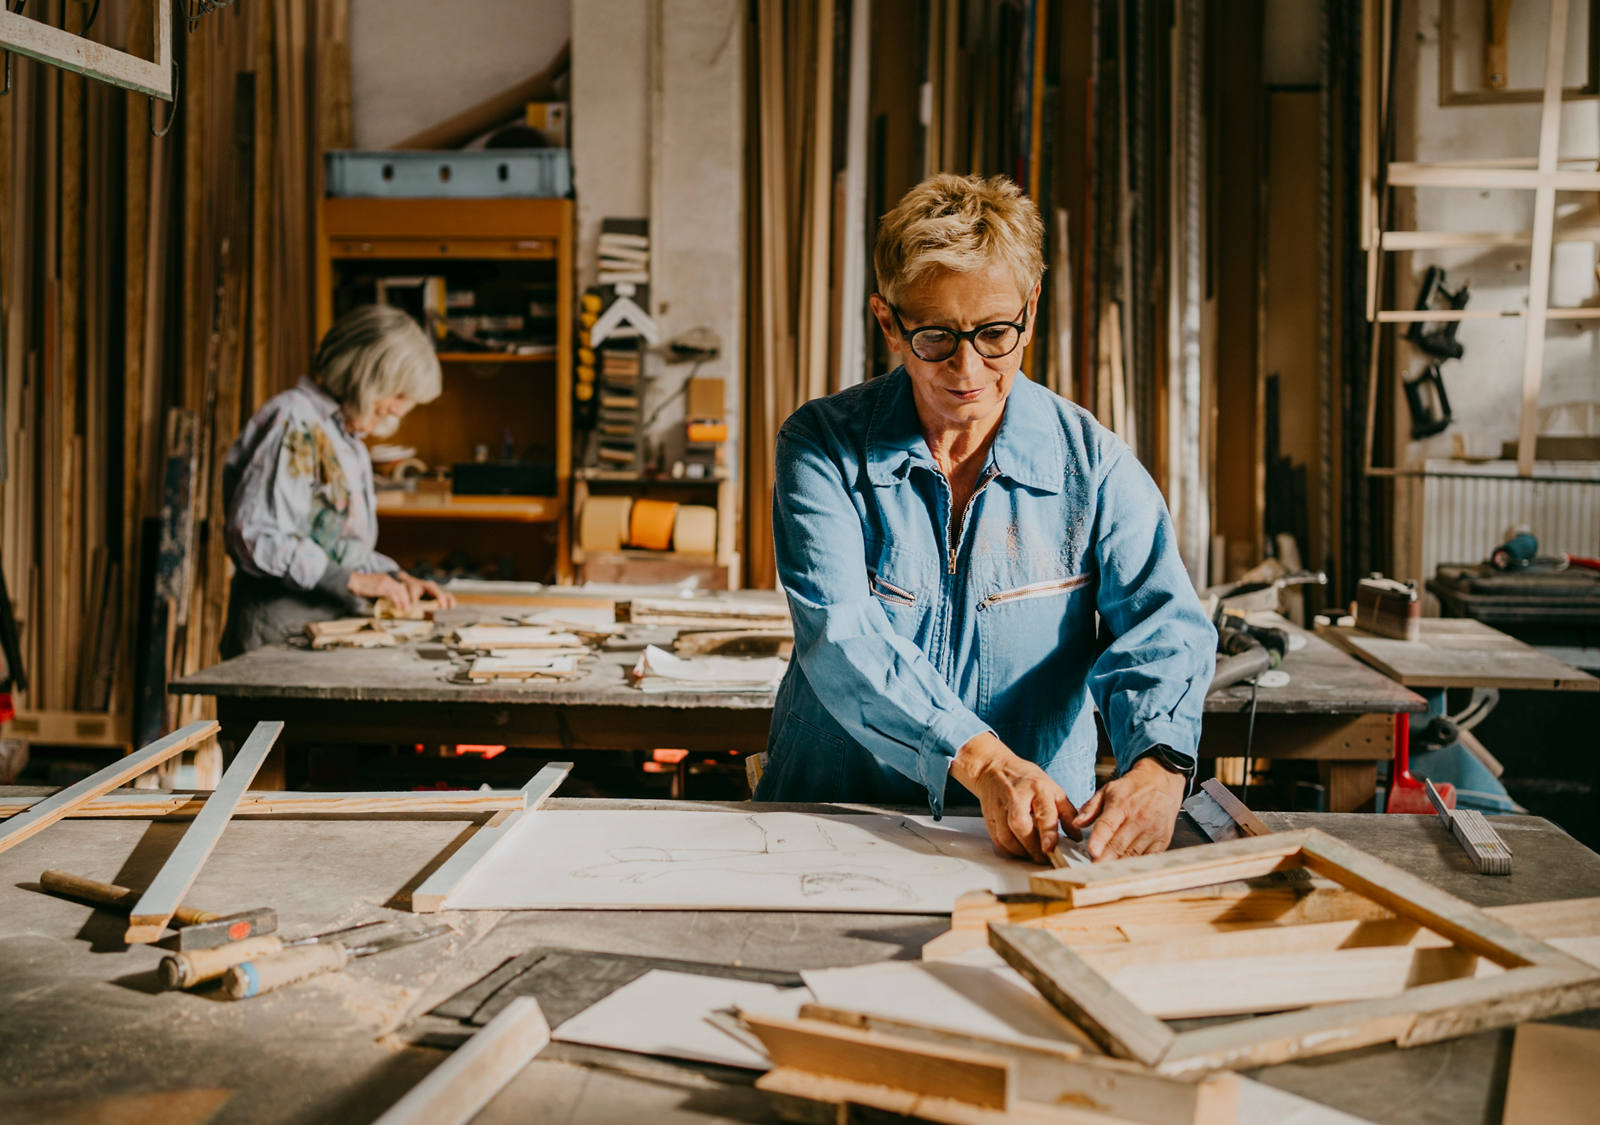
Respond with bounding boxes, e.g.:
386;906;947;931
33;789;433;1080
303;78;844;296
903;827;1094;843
886;299;1029;363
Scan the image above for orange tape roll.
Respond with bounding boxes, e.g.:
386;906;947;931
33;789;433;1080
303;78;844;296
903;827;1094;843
673;505;717;555
628;499;678;551
579;495;633;553
685;421;728;444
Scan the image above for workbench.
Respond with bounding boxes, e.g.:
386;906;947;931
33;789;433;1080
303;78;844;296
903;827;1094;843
0;799;1595;1125
171;607;1423;806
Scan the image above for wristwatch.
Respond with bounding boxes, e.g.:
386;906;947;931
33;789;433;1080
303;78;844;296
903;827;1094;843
1134;743;1195;777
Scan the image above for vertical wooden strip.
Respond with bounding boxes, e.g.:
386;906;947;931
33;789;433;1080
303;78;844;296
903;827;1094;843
1516;0;1568;476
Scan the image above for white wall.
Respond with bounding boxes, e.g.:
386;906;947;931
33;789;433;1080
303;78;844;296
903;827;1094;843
1401;0;1600;464
350;0;571;148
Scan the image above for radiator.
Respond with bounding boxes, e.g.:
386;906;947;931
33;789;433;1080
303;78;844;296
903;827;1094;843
1420;461;1600;605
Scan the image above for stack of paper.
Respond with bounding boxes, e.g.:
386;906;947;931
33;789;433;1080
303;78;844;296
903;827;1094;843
630;644;786;693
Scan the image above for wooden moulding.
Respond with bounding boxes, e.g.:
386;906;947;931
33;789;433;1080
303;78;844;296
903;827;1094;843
370;997;550;1125
124;722;283;942
0;1;172;100
0;721;219;855
1009;829;1600;1074
0;789;527;820
742;1007;1238;1125
410;762;573;913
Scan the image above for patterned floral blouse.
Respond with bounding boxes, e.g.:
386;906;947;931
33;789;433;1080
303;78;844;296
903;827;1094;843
222;376;399;597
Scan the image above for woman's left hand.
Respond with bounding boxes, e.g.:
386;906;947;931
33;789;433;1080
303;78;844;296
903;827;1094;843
398;572;456;610
1069;756;1186;861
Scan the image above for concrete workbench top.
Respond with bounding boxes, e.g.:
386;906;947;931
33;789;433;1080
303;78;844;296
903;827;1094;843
0;799;1595;1124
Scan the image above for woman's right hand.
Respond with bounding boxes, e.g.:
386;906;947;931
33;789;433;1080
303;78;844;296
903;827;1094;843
951;732;1077;864
347;570;411;612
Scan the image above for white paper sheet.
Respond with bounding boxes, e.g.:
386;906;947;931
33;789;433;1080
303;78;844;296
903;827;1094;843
443;809;1034;911
631;644;786;691
551;969;808;1069
800;960;1091;1048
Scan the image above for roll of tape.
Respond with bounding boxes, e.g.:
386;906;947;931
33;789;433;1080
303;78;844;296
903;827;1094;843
579;495;633;553
628;498;678;551
673;505;717;555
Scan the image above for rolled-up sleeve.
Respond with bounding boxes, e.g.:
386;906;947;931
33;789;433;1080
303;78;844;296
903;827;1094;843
225;419;351;595
1086;446;1216;776
773;423;992;815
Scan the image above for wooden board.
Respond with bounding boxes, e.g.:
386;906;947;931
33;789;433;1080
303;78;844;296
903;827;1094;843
1317;619;1599;691
410;763;572;913
1501;1022;1600;1125
123;722;284;942
0;722;218;855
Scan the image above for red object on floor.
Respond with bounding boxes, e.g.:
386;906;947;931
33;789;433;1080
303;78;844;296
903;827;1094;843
0;692;11;725
1387;711;1455;813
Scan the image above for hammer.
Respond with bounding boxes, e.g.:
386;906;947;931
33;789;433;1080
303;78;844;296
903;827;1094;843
39;869;276;950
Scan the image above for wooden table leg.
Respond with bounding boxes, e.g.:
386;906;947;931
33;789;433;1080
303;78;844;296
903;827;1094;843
1319;761;1378;813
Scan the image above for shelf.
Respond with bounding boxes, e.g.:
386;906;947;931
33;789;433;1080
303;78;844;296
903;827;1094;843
376;489;563;523
574;469;728;483
436;351;557;364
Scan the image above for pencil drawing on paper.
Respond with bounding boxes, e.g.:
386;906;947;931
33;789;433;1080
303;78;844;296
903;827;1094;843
443;809;1035;912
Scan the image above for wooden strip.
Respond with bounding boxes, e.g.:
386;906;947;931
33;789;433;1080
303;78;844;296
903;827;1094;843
988;924;1174;1066
1517;0;1569;476
757;1068;1056;1125
370;997;549;1125
1384;163;1600;190
1197;779;1269;836
0;721;218;855
795;1006;1237;1125
1029;831;1313;905
0;789;526;819
123;722;284;942
1298;830;1583;969
1160;965;1600;1075
411;763;573;912
741;1012;1015;1112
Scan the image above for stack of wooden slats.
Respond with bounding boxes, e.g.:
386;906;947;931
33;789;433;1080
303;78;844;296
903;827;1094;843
0;0;351;772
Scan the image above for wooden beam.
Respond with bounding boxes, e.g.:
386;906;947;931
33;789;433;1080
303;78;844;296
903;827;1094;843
0;721;218;855
1384;163;1600;190
370;997;549;1125
988;924;1175;1066
0;789;526;820
123;722;283;942
410;763;572;912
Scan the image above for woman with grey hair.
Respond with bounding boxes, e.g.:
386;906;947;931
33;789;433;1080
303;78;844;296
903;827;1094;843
219;304;455;656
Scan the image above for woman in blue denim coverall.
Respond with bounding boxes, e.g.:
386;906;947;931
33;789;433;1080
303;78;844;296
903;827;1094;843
757;174;1216;864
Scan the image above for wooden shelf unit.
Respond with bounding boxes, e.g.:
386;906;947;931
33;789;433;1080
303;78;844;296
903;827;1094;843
316;198;574;582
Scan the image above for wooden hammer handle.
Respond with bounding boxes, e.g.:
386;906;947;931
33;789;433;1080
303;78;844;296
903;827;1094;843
161;936;287;990
221;942;347;1000
41;869;217;925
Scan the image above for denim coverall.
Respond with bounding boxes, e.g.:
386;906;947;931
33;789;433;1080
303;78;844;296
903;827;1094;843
755;368;1216;817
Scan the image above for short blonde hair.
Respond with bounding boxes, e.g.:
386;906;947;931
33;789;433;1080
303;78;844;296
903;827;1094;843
314;304;442;417
873;173;1044;305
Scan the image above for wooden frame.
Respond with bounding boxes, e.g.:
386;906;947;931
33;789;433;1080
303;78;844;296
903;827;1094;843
123;722;283;942
998;829;1600;1074
0;789;526;819
0;0;172;99
410;762;572;912
371;997;549;1125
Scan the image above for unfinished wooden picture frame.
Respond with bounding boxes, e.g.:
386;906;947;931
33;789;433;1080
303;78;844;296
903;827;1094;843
0;0;173;100
994;828;1600;1075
